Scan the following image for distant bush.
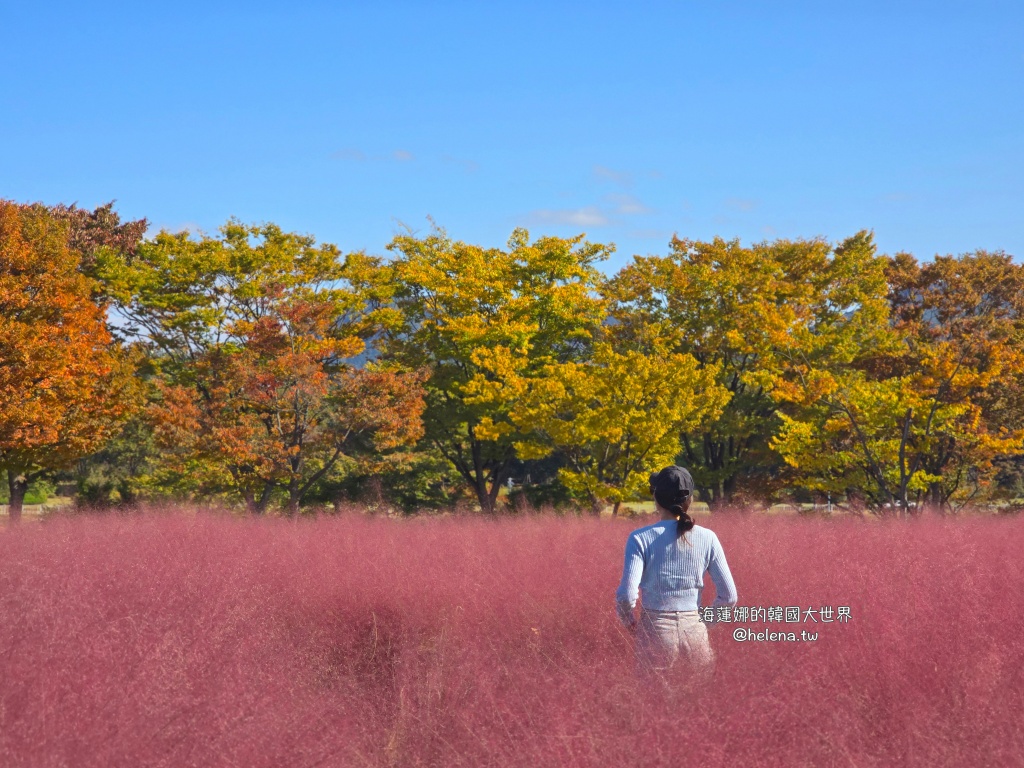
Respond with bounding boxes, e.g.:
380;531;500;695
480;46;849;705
0;479;54;506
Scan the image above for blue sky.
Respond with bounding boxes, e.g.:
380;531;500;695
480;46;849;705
2;1;1021;274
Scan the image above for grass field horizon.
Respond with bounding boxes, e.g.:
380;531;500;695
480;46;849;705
2;507;1022;766
6;494;1021;523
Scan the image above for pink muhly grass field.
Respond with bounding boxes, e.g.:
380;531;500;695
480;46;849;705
1;509;1022;767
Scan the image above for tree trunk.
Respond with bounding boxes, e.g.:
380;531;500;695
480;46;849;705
486;478;503;514
286;477;301;517
243;489;258;515
470;451;509;513
700;482;726;511
612;500;621;517
897;408;913;519
474;479;493;513
245;481;276;515
7;469;28;523
254;483;274;515
724;474;736;504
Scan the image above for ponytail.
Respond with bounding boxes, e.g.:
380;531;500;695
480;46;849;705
672;502;694;541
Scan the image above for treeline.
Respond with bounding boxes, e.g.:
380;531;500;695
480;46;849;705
2;199;1022;519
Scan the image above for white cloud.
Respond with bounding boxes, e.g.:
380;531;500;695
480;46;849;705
526;192;653;229
724;197;759;212
330;148;368;161
330;148;416;163
529;207;611;227
441;154;479;173
593;164;634;187
606;193;653;216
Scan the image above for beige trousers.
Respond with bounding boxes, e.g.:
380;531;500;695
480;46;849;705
635;608;715;677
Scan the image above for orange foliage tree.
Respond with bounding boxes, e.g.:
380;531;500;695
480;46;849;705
100;221;427;514
882;250;1024;508
0;201;139;520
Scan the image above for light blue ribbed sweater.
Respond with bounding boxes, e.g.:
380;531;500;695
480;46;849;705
615;522;738;625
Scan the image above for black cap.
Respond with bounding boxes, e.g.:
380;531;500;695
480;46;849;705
650;465;695;508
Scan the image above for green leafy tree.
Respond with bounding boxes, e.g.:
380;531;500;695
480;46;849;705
72;412;157;506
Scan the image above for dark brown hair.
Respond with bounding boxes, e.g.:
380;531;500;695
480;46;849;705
654;486;694;540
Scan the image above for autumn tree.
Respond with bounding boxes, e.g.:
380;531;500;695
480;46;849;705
881;250;1024;508
0;201;139;520
604;235;854;505
368;227;611;512
767;234;1024;513
30;201;148;274
468;342;729;514
99;221;427;514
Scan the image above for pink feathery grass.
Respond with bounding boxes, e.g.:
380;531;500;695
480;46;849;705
1;508;1022;767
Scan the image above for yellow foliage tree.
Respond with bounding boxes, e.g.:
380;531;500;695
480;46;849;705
470;342;730;514
370;227;611;512
604;233;861;505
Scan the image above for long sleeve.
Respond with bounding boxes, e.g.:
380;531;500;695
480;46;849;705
707;533;738;608
615;534;645;627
